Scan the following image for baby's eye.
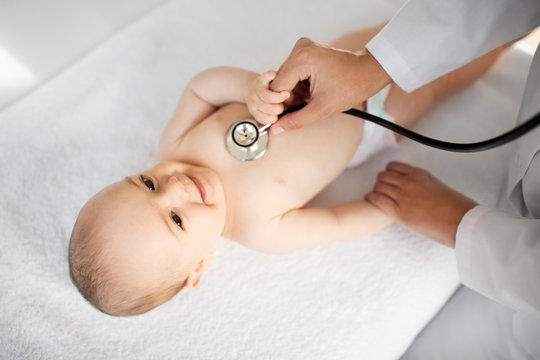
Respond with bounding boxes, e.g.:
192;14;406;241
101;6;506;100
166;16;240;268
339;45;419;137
171;212;183;229
140;175;155;191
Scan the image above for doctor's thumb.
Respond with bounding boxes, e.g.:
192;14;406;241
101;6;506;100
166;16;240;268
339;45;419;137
271;102;321;135
270;58;309;95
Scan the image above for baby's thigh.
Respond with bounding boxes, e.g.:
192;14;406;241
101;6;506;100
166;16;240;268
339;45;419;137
330;23;386;51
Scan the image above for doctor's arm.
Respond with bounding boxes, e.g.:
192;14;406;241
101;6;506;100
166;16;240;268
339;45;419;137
366;161;540;314
270;0;540;133
456;206;540;314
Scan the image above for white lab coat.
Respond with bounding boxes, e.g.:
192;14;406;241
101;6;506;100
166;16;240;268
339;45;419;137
366;0;540;356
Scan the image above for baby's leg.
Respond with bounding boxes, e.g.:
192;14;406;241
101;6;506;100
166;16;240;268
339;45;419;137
330;23;387;51
385;44;510;139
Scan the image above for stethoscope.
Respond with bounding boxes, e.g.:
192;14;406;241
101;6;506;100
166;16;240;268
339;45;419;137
225;104;540;161
225;120;272;161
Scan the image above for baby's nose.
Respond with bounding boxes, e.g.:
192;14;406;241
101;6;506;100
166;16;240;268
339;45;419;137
166;175;190;200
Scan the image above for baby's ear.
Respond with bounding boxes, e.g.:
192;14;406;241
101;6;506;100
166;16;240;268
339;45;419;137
185;252;213;288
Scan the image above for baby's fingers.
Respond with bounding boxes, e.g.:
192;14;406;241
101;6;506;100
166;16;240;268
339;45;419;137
257;71;290;104
251;109;278;125
246;93;284;123
256;101;285;117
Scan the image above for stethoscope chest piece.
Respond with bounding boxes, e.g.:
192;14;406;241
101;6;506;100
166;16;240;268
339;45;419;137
225;119;269;161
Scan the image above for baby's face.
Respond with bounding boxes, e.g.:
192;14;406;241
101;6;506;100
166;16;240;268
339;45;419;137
89;161;227;289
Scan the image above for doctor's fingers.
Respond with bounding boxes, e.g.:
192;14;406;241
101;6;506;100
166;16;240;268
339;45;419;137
271;99;330;134
271;38;318;93
376;170;408;187
366;177;414;220
365;191;400;219
379;167;439;196
386;161;415;175
371;182;403;203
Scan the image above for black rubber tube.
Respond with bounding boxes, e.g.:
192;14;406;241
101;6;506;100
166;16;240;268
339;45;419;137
279;104;540;153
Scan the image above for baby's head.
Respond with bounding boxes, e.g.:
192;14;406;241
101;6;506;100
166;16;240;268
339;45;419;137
69;161;227;316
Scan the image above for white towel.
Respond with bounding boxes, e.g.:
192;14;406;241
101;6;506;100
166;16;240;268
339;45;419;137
0;0;532;359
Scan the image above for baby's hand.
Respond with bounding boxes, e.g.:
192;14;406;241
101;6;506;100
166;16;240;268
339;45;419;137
245;70;289;125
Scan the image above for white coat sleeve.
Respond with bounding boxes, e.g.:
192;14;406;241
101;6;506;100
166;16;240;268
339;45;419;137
366;0;540;92
456;205;540;315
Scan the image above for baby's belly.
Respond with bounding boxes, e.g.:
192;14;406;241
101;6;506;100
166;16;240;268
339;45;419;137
263;111;364;200
172;103;364;210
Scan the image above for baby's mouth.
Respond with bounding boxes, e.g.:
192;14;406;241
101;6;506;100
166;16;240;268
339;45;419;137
187;175;206;204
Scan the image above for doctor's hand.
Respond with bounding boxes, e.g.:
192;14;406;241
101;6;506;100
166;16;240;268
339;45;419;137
245;70;289;126
269;37;391;135
365;162;478;248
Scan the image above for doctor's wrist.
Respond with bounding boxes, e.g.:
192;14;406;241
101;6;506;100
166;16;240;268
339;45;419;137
354;49;392;100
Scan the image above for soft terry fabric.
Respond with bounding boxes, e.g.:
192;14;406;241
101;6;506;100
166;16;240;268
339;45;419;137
0;0;533;359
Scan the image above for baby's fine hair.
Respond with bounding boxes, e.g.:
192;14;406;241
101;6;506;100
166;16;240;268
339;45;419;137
68;213;185;316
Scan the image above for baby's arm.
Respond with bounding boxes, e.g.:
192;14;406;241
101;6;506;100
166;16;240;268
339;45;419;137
254;200;392;254
160;67;256;151
160;67;286;153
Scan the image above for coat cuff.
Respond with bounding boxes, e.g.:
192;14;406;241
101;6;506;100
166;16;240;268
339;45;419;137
455;205;495;288
366;33;424;93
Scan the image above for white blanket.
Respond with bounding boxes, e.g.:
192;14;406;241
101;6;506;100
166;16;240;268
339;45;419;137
0;0;533;359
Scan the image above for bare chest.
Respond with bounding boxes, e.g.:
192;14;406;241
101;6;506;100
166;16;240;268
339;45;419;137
162;103;364;221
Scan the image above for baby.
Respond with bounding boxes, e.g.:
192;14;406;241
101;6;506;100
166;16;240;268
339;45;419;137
69;24;506;316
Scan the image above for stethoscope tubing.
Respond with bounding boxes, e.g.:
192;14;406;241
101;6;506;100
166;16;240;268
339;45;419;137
278;104;540;153
258;123;272;134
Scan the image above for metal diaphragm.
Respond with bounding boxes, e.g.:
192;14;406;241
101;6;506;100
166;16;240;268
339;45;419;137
225;119;269;161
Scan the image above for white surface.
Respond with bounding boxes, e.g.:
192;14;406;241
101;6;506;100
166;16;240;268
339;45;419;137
400;286;532;360
0;0;532;359
0;0;168;109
